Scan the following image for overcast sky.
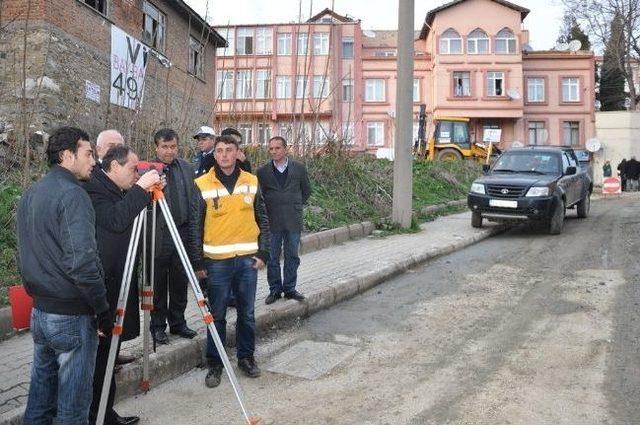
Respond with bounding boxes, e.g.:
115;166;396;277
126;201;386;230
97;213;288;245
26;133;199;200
184;0;567;51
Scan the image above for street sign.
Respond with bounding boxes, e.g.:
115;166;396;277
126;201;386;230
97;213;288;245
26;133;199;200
602;177;621;194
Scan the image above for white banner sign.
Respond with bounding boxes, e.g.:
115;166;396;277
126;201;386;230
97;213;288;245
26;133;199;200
483;128;502;143
110;26;148;110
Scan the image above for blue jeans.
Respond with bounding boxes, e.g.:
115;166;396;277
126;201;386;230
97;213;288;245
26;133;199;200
205;256;257;366
267;230;301;295
24;309;98;425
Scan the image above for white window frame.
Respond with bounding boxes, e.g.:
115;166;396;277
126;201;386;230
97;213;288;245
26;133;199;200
297;32;308;56
313;75;329;98
276;76;291;99
239;124;253;144
413;79;420;102
313;32;329;55
453;71;471;97
495;28;516;54
216;28;234;57
277;33;292;55
562;77;580;102
527;78;544;102
367;121;384;146
258;123;272;146
528;121;546;145
295;75;307;99
217;70;234;99
365;79;385;102
342;79;353;102
235;70;252;99
562;121;580;146
188;36;205;79
467;28;490;54
439;28;462;54
255;70;271;99
342;37;354;59
142;1;166;52
486;71;505;97
236;28;254;55
255;28;272;55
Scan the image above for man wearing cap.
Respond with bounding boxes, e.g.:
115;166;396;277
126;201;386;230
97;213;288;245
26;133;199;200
193;126;252;177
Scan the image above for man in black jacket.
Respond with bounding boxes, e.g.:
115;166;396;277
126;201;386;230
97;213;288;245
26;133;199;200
257;136;312;304
150;128;200;344
17;126;111;425
85;145;161;425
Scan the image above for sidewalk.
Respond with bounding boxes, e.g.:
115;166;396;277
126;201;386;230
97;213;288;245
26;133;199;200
0;211;503;425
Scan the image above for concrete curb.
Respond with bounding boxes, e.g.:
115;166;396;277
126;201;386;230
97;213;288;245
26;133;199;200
419;199;467;216
0;221;505;425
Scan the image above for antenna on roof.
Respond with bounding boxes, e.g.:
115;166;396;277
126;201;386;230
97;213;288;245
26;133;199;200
522;43;533;53
568;39;582;52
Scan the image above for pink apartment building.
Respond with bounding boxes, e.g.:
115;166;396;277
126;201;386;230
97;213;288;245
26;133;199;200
213;0;595;153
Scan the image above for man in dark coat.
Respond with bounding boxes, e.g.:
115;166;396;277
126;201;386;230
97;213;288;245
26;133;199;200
617;158;627;191
257;136;312;304
193;126;251;177
150;128;201;344
85;145;160;425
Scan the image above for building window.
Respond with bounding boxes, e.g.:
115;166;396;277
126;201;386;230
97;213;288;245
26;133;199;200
297;32;308;55
413;79;420;102
467;28;489;54
188;37;204;79
295;75;307;99
439;28;462;54
258;124;272;146
276;76;291;98
277;33;291;55
255;70;271;99
239;124;253;144
279;123;292;139
313;75;329;98
236;70;252;99
495;28;516;54
255;28;272;55
486;71;504;96
367;122;384;146
342;122;354;143
216;70;234;99
342;37;354;59
216;28;234;56
528;121;545;145
142;1;166;52
314;121;330;144
563;121;579;146
453;71;471;97
342;79;353;102
562;77;580;102
82;0;106;14
365;79;385;102
313;33;329;55
236;28;253;55
527;78;544;102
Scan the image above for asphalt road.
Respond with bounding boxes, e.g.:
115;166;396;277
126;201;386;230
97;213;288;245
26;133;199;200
117;195;640;425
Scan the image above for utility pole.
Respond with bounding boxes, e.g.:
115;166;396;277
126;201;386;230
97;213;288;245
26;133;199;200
392;0;414;228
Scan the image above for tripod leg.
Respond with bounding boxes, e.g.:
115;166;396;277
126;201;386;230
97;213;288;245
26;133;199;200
140;210;151;392
96;210;145;425
150;201;158;353
156;196;258;424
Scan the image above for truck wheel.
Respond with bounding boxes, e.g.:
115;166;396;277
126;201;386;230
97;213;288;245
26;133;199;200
576;193;590;218
471;211;483;228
548;199;565;235
436;148;463;161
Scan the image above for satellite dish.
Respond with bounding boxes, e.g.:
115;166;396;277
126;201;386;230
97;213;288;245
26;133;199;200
568;39;582;52
363;30;376;38
585;138;601;152
555;42;569;51
511;140;524;148
507;89;521;100
522;43;533;53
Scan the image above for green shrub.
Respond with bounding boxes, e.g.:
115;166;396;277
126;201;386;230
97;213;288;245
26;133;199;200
0;184;22;306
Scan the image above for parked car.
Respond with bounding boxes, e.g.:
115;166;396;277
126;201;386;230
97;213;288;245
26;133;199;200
467;146;593;234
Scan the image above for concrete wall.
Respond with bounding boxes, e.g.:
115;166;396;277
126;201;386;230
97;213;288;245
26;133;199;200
592;111;640;184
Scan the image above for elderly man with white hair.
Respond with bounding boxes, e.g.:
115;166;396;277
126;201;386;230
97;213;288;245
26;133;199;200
96;129;125;162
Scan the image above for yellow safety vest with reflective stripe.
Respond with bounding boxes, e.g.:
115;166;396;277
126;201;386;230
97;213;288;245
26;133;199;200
195;169;260;260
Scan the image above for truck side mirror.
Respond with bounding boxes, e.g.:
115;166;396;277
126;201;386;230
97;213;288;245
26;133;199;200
565;166;577;175
482;164;490;173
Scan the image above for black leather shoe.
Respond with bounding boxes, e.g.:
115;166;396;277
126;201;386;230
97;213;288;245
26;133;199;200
238;357;261;378
284;290;306;301
109;413;140;425
152;329;169;345
170;326;197;339
265;292;281;305
205;364;223;388
115;354;136;365
227;298;237;308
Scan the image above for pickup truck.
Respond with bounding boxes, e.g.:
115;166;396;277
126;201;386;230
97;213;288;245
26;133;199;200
467;146;593;234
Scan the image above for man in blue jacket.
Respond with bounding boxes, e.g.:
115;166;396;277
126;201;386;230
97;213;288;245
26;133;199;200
17;126;112;425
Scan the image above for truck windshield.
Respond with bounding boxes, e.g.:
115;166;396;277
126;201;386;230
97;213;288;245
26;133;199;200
493;152;561;174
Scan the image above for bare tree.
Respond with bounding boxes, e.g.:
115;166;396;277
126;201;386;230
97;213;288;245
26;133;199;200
562;0;640;109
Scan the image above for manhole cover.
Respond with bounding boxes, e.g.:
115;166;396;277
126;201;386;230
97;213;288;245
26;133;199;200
264;340;358;380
